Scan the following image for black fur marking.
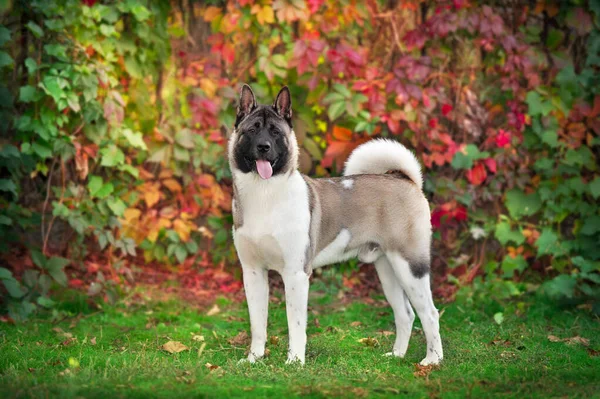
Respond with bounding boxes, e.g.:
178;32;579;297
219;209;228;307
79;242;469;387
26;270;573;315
233;106;291;177
385;169;413;182
409;260;430;279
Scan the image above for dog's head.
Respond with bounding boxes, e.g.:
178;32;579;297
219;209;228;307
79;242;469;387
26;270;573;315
228;85;298;180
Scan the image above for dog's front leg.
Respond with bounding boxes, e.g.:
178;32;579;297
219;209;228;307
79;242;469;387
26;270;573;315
282;269;309;365
242;266;269;363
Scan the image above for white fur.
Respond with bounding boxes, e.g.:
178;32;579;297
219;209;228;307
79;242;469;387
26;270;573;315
233;169;311;364
312;229;359;268
344;139;423;189
341;179;354;189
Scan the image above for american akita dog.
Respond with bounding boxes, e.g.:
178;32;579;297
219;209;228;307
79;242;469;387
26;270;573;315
228;85;443;366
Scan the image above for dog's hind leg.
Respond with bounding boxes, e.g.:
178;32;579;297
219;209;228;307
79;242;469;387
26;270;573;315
374;257;415;358
242;266;269;363
385;252;443;366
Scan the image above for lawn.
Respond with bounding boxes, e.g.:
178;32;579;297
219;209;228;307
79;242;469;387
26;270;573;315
1;275;598;399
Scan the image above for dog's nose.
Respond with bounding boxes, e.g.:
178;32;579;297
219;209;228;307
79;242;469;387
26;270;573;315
257;142;271;153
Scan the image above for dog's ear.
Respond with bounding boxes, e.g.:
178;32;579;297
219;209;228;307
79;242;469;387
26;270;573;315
273;86;292;124
237;84;256;123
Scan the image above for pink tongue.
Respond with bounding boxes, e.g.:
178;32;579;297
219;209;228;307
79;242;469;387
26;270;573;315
256;160;273;179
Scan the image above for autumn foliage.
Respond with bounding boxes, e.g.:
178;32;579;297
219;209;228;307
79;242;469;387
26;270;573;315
0;0;599;319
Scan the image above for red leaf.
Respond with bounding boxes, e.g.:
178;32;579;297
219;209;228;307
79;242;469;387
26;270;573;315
429;118;438;128
495;129;511;148
466;162;487;185
483;158;497;174
441;104;453;116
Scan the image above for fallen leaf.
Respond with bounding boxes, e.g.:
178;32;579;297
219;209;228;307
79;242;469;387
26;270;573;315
28;368;35;373
413;363;437;378
587;348;599;357
205;362;220;371
490;339;511;346
206;304;220;316
500;351;516;359
162;341;189;354
358;337;379;347
62;337;77;346
192;334;205;342
228;331;249;346
314;318;320;328
547;335;562;342
197;342;206;358
378;330;395;337
90;337;97;345
565;336;589;346
350;321;363;327
269;336;279;345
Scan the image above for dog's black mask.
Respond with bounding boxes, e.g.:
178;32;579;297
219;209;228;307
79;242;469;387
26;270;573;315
233;85;293;177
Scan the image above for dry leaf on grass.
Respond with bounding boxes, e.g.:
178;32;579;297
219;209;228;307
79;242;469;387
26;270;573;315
228;331;249;346
350;321;363;327
205;363;220;371
413;363;437;378
269;336;279;345
378;330;395;337
191;334;205;342
90;337;97;345
162;341;189;354
206;304;220;316
358;337;379;347
547;335;590;346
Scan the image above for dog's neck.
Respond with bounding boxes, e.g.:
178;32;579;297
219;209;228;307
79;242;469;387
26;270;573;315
232;169;301;207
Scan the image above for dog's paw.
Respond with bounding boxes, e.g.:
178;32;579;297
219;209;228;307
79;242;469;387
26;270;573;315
239;352;263;364
383;349;406;358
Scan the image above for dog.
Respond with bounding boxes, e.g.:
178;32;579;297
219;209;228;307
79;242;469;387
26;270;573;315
228;84;443;366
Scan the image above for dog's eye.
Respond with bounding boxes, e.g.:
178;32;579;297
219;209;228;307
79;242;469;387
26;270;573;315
271;129;280;135
246;129;256;135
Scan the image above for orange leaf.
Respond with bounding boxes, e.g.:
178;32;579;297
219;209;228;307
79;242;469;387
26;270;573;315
147;218;172;243
139;182;161;208
162;178;182;193
332;125;353;141
203;6;222;22
173;219;196;242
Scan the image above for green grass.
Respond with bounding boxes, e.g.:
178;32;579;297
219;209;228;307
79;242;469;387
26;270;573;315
1;281;599;398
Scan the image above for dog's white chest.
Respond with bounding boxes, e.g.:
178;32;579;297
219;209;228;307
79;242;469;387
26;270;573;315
233;172;310;271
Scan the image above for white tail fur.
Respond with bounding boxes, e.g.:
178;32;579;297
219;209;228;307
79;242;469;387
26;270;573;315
343;139;423;189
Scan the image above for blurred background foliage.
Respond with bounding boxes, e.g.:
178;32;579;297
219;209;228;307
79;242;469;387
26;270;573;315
0;0;599;320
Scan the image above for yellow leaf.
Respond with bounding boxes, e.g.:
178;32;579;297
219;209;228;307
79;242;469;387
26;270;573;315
147;218;172;243
252;5;275;24
173;219;193;242
158;169;173;179
139;182;161;208
123;208;141;224
162;178;182;193
203;6;222;22
162;340;189;354
200;78;218;98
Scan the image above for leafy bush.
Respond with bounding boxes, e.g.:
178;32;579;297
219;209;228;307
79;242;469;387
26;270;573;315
1;0;599;319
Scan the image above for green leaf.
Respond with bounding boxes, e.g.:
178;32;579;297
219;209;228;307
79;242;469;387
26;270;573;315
123;129;147;150
175;245;187;263
0;51;13;68
131;4;151;21
124;56;143;79
31;250;46;268
41;76;64;102
26;21;44;38
3;279;26;298
37;296;56;308
0;178;17;197
24;57;37;74
175;129;194;149
504;189;542;219
581;215;600;235
303;138;322;161
0;267;13;279
0;215;12;225
494;222;525;246
88;176;114;199
19;85;37;103
451;144;489;170
185;240;199;254
589;177;600;199
526;91;553;116
542;274;576;299
32;142;52;159
327;101;346;121
99;24;116;37
536;228;558;256
100;145;125;167
0;25;11;46
46;257;70;287
501;255;527;278
541;130;558;147
493;312;504;325
107;197;126;217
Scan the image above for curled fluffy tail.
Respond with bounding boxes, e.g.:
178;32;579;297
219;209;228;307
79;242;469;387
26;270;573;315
344;139;423;189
